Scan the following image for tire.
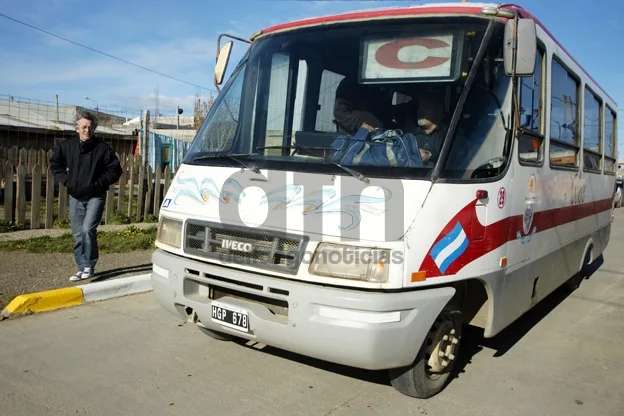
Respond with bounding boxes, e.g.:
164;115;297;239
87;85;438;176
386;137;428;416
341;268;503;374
197;325;236;341
564;246;592;292
388;305;463;399
563;272;584;292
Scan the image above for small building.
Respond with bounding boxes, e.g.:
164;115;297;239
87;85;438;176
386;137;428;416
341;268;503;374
0;97;138;155
0;96;200;174
142;131;192;173
123;114;196;172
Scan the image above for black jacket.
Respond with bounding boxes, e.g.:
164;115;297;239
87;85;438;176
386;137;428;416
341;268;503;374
333;78;394;135
50;136;123;201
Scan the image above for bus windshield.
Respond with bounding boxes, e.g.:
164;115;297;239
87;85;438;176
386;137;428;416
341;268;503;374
185;16;513;181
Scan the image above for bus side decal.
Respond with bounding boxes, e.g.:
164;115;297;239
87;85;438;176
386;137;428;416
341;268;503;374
420;196;613;277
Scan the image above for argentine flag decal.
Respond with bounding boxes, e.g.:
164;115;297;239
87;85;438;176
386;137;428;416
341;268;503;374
430;221;469;274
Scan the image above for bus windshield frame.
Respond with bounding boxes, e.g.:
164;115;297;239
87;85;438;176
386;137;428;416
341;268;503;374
184;15;512;181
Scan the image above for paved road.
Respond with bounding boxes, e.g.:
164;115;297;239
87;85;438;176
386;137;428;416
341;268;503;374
1;214;624;416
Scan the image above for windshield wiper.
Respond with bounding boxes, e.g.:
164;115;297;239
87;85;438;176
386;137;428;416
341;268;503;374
192;153;260;173
255;146;369;183
331;162;369;184
255;145;335;155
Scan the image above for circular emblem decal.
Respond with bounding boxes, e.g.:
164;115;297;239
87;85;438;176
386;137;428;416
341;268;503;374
523;175;537;235
497;187;506;209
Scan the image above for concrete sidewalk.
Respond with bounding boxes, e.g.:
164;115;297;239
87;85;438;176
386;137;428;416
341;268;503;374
0;222;157;242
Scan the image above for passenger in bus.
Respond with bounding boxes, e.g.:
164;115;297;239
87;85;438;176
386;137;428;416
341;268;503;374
403;92;447;166
333;78;393;135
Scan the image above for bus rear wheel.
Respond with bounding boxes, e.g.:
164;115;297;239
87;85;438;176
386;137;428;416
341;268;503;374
564;245;592;292
388;306;463;399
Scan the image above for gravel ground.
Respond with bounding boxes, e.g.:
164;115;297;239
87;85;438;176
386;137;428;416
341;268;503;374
0;223;156;310
0;249;153;310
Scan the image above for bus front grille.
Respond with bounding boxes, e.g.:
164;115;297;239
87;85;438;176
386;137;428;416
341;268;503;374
184;220;307;274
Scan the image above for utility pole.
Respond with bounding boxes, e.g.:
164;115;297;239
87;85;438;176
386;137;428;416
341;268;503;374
142;110;150;159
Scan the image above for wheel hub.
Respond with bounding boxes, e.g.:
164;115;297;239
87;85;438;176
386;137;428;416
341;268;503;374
425;318;459;374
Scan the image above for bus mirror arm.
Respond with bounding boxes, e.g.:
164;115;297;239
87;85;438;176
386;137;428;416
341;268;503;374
503;13;536;141
214;33;252;92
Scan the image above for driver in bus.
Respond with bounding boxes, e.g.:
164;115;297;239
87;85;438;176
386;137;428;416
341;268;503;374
403;92;447;166
333;77;393;135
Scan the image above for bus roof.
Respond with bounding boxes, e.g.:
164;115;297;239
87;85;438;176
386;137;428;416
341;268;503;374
258;2;616;106
260;2;492;35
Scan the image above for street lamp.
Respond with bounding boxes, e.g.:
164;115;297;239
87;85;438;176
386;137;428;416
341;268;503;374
177;106;183;130
84;96;99;112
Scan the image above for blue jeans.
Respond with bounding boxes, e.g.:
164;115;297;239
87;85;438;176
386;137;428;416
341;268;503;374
69;195;105;270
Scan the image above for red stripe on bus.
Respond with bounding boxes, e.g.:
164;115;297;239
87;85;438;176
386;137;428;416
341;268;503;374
420;197;614;277
261;6;485;35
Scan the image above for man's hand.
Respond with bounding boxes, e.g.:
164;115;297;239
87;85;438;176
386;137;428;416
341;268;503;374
419;148;431;162
361;122;376;132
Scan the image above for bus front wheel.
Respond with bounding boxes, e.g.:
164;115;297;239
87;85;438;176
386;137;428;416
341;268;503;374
388;305;463;399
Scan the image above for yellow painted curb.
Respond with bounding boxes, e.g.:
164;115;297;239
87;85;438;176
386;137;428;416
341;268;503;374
1;287;84;318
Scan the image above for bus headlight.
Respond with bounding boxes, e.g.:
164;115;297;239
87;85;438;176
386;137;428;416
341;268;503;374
309;243;390;283
156;216;183;248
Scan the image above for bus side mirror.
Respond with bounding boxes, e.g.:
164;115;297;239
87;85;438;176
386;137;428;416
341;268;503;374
215;40;233;86
504;18;537;76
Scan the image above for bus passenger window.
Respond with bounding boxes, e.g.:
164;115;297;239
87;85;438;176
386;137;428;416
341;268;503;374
583;87;602;172
550;58;580;169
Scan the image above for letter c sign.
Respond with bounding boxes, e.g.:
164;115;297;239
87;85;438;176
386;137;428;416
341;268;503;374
375;38;451;70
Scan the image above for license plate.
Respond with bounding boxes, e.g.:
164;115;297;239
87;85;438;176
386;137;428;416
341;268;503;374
211;301;249;332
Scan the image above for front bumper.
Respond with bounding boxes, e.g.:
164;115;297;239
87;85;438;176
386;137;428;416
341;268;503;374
151;249;455;370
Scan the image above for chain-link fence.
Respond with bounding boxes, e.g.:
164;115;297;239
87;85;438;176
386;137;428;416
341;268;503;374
0;93;141;154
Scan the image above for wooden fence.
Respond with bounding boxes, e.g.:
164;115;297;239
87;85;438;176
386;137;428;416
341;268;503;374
0;146;53;179
1;146;176;229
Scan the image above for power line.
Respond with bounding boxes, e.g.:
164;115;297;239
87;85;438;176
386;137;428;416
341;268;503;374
0;12;216;92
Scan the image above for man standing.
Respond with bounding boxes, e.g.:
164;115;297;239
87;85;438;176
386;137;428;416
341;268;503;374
50;110;123;281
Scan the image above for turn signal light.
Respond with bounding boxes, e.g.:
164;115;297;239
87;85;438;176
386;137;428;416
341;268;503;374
411;271;427;282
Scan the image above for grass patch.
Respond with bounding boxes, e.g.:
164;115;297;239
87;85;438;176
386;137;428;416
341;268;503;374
0;220;21;233
107;210;131;225
54;219;71;229
0;225;157;253
144;214;158;223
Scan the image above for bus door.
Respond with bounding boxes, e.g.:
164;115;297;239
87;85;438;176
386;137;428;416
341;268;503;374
508;129;543;309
